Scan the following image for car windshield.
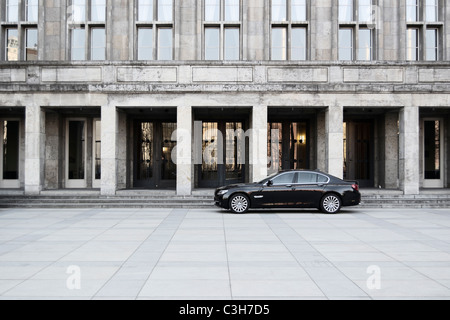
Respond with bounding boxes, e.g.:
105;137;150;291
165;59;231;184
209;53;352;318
258;172;281;184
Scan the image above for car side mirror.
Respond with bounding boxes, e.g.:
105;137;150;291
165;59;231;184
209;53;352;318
266;180;273;187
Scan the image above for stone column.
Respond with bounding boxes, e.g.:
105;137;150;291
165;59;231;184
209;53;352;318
399;105;420;195
25;104;45;195
251;105;268;182
325;105;344;179
101;105;118;196
176;105;193;196
384;112;399;189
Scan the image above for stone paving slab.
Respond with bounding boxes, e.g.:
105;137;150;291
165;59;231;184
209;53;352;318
0;207;449;300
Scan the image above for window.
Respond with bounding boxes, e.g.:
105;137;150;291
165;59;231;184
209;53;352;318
6;29;19;61
405;1;442;60
270;0;308;60
425;28;438;61
297;172;329;184
339;28;353;61
25;28;38;61
158;28;173;60
406;0;418;22
406;28;419;61
358;28;372;60
425;0;438;22
71;28;86;60
91;28;105;60
26;0;39;22
203;0;241;60
271;27;287;60
6;0;19;22
2;0;39;61
69;0;107;60
136;0;174;60
272;172;296;185
339;0;353;22
138;28;153;60
359;0;372;22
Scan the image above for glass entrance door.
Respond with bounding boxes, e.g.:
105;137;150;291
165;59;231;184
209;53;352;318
268;122;309;175
198;121;245;188
423;119;444;188
0;120;20;188
135;121;177;189
66;120;87;188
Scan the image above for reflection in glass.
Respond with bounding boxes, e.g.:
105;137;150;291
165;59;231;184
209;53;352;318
161;123;176;181
359;0;371;22
205;28;220;60
425;0;438;22
139;0;154;21
94;120;101;180
271;27;287;60
68;121;85;180
139;122;154;181
6;29;19;61
424;121;440;180
224;28;240;60
2;121;19;180
202;122;219;181
225;122;243;181
26;28;38;61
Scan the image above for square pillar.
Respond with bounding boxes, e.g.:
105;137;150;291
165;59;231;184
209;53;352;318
101;105;118;196
325;105;344;179
399;106;420;195
384;112;400;189
176;105;193;196
251;105;268;182
25;104;45;195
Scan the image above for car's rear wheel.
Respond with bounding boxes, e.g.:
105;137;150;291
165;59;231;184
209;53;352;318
229;194;250;214
320;194;342;214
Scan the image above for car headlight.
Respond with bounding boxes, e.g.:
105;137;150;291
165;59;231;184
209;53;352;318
217;190;228;196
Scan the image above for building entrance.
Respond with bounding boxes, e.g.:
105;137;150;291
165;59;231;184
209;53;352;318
344;120;374;188
134;121;177;189
422;118;444;188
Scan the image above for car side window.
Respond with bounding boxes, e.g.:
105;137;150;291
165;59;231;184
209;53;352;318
271;172;296;185
297;172;329;184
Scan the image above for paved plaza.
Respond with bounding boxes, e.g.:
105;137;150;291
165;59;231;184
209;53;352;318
0;207;449;300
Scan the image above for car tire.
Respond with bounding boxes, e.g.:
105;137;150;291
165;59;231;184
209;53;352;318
229;194;250;214
320;194;342;214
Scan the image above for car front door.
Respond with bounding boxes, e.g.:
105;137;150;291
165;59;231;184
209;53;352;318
257;172;297;207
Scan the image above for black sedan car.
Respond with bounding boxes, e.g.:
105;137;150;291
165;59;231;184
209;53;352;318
214;170;361;214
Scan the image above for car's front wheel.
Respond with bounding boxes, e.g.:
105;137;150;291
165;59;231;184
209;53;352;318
229;194;250;214
320;194;342;214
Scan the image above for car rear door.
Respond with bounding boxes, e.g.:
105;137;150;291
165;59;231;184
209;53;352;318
290;172;327;207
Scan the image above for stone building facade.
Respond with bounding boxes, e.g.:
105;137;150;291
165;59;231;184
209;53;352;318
0;0;449;196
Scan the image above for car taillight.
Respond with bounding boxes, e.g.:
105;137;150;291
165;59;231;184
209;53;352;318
352;184;359;192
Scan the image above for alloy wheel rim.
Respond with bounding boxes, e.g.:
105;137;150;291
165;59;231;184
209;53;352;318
323;196;340;213
231;196;248;213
